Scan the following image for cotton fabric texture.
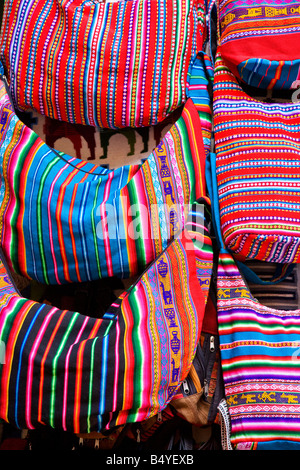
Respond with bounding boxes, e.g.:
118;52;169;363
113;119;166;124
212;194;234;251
217;0;300;89
0;0;204;128
0;77;208;284
0;203;213;434
212;53;300;264
217;250;300;450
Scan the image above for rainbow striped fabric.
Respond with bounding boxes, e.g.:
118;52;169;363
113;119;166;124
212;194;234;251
217;250;300;450
0;77;208;284
218;0;300;89
0;0;203;128
0;202;213;434
212;53;300;264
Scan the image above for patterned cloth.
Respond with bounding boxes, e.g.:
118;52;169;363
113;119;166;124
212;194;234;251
0;202;213;434
217;250;300;450
186;52;214;158
212;53;300;264
0;0;203;128
0;77;208;284
218;0;300;89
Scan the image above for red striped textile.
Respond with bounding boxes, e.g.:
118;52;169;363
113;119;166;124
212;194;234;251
0;0;204;128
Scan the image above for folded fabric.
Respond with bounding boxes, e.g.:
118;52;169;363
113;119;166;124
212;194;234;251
0;202;213;434
217;0;300;90
217;250;300;450
0;0;203;128
212;52;300;265
0;76;208;284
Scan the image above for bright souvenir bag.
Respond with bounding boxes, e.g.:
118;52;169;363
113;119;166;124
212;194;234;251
206;148;300;450
216;0;300;90
211;52;300;267
0;201;213;434
217;250;300;450
0;0;204;128
0;73;208;284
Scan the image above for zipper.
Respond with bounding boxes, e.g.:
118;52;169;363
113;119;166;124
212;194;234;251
182;379;190;395
203;378;209;397
181;334;217;399
205;335;216;397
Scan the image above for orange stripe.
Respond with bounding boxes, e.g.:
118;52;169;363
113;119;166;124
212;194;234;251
268;61;284;89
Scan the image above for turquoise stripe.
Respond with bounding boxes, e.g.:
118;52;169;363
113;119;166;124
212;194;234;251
78;180;94;282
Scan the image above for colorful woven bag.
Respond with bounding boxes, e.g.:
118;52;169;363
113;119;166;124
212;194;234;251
210;52;300;266
0;202;213;434
217;249;300;450
0;75;208;284
0;0;203;128
216;0;300;90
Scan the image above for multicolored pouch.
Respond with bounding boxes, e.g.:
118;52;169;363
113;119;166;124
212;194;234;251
211;52;300;266
0;75;208;284
0;202;213;434
0;0;204;128
217;249;300;450
217;0;300;90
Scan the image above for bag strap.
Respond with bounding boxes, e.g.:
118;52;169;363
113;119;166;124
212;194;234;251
235;259;295;286
203;0;218;64
205;152;295;285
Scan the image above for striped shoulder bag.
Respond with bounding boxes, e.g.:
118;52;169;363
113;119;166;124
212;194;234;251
0;74;208;284
217;249;300;450
0;0;204;128
0;201;213;434
210;52;300;271
216;0;300;90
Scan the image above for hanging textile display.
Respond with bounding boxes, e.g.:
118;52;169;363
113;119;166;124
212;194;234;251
0;0;204;128
0;76;208;284
211;52;300;265
217;0;300;90
217;250;300;450
0;202;213;434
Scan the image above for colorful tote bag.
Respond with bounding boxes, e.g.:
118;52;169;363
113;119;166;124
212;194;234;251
217;0;300;90
217;250;300;450
211;53;300;265
0;0;203;128
0;75;208;284
0;203;213;434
